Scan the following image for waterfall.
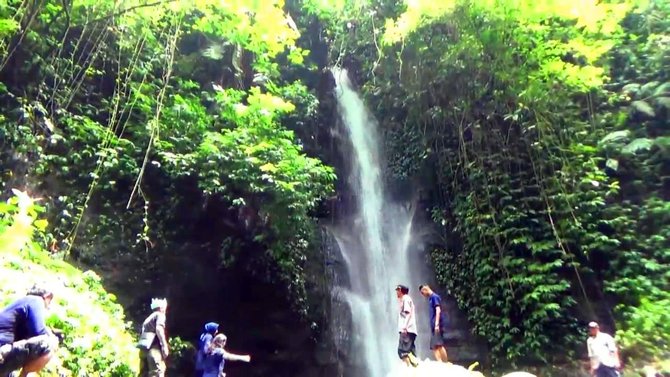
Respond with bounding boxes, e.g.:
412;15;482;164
329;67;430;377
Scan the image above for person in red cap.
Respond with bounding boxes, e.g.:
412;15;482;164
587;321;621;377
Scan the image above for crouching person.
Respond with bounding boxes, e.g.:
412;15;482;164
0;284;60;377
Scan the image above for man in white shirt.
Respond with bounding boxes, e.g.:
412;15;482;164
395;285;418;367
587;322;620;377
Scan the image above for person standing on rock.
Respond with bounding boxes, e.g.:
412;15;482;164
587;321;621;377
138;298;169;377
395;285;418;367
419;284;449;363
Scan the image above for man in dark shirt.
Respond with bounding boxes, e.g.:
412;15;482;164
419;284;449;362
138;298;169;377
0;284;58;377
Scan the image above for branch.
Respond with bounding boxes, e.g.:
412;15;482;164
82;0;177;26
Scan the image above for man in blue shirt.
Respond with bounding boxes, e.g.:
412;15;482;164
0;284;58;377
419;284;448;362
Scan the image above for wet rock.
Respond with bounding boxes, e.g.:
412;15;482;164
386;361;538;377
631;100;656;119
386;361;475;377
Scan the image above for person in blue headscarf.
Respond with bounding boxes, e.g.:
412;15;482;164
194;322;219;377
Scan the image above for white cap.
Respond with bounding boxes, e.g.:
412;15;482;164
150;298;167;310
588;321;599;328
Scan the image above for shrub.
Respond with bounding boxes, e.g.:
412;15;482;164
0;190;138;376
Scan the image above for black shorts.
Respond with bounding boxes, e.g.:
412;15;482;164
430;329;445;349
0;335;57;375
397;332;417;359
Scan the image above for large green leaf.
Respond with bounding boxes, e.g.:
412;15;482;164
622;138;653;154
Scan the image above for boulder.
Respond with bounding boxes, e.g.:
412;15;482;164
385;360;537;377
386;361;472;377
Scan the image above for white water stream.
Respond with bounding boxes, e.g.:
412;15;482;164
330;67;429;377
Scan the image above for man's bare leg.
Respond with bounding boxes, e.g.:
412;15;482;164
19;353;53;377
432;348;442;361
438;346;448;362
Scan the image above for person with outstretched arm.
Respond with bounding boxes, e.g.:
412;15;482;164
419;284;449;362
137;298;169;377
195;322;219;377
202;333;250;377
0;284;60;377
395;285;419;368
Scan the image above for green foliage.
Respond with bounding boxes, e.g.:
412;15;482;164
0;0;335;317
0;191;138;376
2;0;668;373
325;0;669;370
166;336;196;376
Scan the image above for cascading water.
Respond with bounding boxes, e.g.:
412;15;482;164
329;67;430;377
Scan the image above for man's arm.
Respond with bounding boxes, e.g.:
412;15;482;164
26;299;50;337
155;314;169;357
608;335;621;368
587;339;598;373
401;298;412;332
434;306;442;330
